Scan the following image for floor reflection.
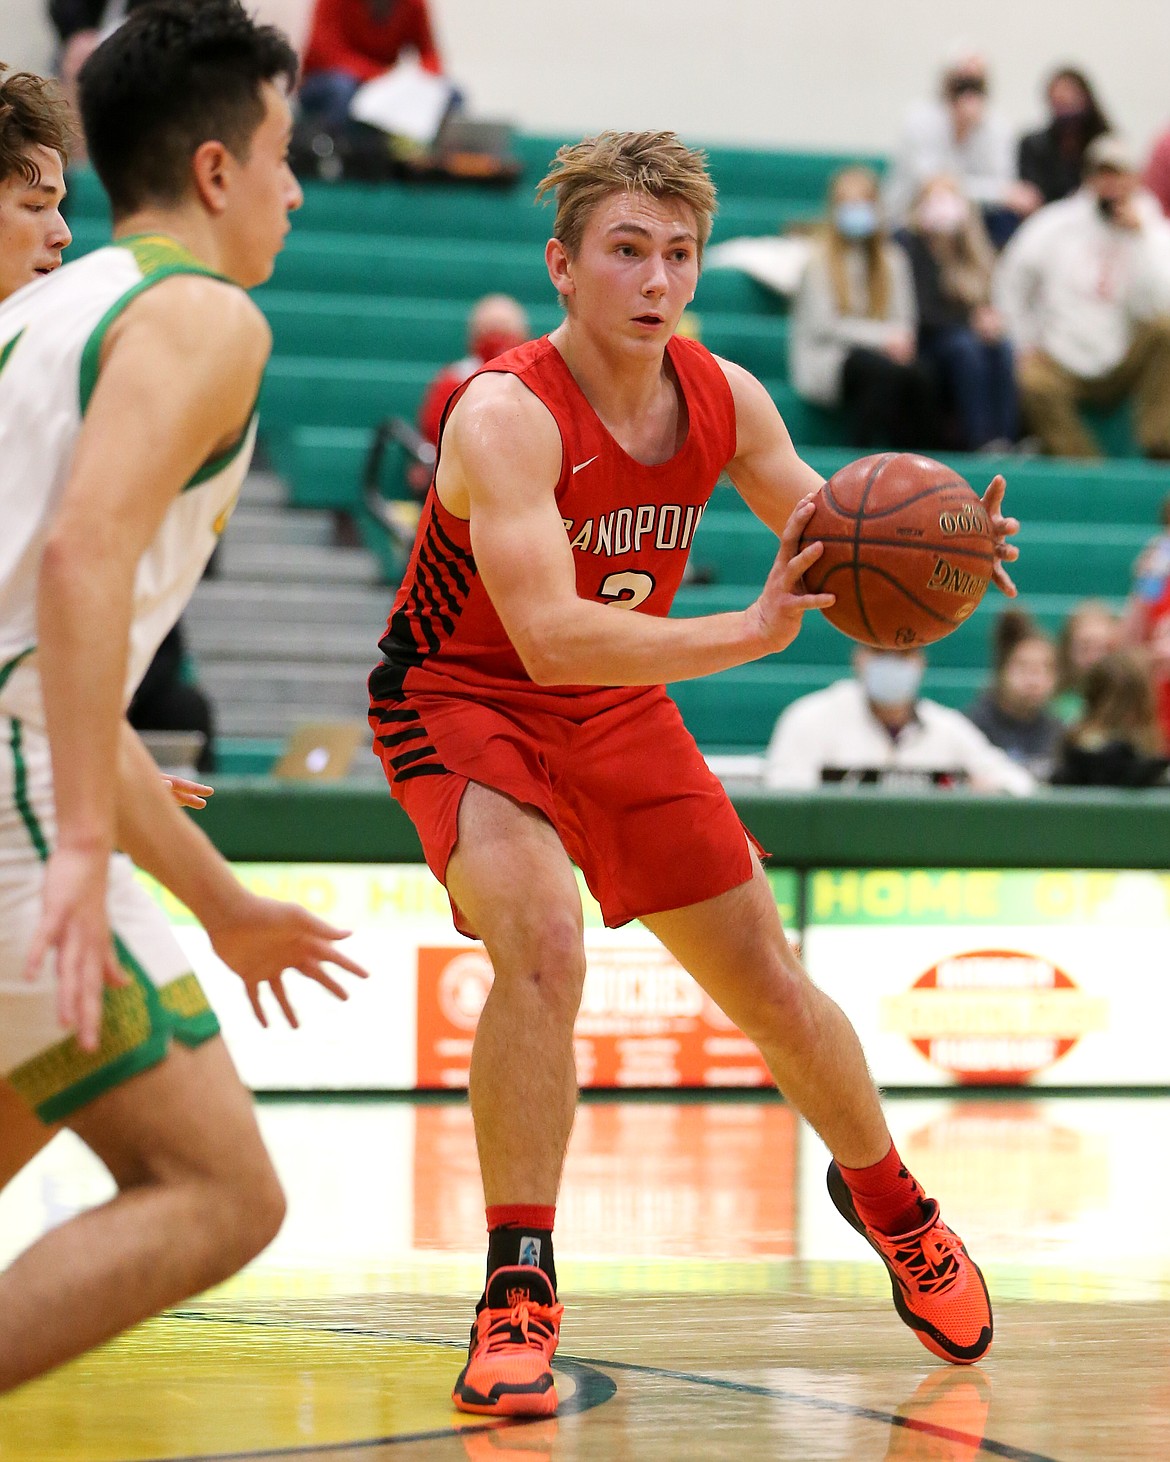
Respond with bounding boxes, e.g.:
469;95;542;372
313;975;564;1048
1;1094;1168;1460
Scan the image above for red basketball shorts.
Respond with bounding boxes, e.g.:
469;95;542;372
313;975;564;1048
370;684;762;937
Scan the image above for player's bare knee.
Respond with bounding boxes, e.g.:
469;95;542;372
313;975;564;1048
203;1155;285;1273
734;962;817;1049
493;912;586;1015
239;1161;286;1257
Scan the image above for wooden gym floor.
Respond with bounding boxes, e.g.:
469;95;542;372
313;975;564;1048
1;1092;1167;1461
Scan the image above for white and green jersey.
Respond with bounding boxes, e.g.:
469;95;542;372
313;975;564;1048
0;233;257;728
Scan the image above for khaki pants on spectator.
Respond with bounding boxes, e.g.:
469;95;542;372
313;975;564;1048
1018;317;1170;458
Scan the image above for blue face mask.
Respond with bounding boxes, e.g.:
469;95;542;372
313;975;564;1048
835;200;879;240
861;654;924;706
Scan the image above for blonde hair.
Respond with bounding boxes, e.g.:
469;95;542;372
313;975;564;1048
823;165;890;320
910;175;994;309
535;130;718;261
1075;649;1161;754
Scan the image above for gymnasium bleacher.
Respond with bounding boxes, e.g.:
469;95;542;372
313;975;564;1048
62;139;1169;771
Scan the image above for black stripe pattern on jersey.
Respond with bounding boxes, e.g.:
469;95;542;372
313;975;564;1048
375;511;476;696
369;509;478;784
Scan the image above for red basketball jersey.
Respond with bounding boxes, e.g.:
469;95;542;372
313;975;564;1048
372;333;737;712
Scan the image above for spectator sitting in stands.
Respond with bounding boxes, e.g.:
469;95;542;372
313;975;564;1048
883;50;1041;248
1119;492;1170;747
299;0;445;132
790;166;940;451
964;610;1063;778
1018;66;1111;207
417;293;530;449
996;134;1170;460
897;174;1017;450
763;646;1034;793
47;0;154;153
1049;650;1169;786
1054;598;1122;723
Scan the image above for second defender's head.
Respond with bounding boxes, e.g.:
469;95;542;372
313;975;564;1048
0;66;73;302
536;131;716;350
78;0;302;287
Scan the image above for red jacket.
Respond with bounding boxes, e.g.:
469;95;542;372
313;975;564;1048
303;0;442;83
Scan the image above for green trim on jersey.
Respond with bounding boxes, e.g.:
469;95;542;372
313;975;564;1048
77;234;254;491
0;327;26;381
0;646;34;696
9;935;219;1124
8;717;49;862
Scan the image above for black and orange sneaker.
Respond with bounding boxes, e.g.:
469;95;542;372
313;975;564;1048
453;1267;563;1417
827;1161;993;1364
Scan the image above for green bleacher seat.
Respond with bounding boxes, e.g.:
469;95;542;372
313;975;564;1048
255;290;562;361
510;135;885;206
669;587;1123;669
688;510;1146;598
668;661;981;748
712;451;1170;525
254;288;790;375
276;426;370;509
260;357;437;436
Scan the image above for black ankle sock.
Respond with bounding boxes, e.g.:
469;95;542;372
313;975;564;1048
483;1225;557;1298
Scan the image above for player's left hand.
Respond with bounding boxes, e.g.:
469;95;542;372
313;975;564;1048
162;774;214;810
982;474;1019;597
205;892;369;1029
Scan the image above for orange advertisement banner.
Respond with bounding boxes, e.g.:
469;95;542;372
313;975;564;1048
417;944;773;1090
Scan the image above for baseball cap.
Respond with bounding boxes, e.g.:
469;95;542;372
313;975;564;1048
1084;134;1138;174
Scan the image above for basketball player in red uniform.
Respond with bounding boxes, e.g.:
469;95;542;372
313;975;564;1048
369;132;1018;1416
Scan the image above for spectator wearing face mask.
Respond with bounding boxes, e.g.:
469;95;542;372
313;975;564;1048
417;293;530;448
763;647;1034;793
884;51;1042;247
1018;66;1112;207
897;174;1017;450
996;134;1170;459
790;166;940;450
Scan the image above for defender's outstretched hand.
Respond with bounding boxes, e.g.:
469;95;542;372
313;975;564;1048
205;892;369;1029
23;847;129;1054
162;774;214;810
982;474;1020;597
749;495;836;654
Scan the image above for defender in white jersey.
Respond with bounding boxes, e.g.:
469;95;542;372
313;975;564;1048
0;3;367;1393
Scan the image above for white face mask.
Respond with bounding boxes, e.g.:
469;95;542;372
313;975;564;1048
861;654;925;706
919;190;969;235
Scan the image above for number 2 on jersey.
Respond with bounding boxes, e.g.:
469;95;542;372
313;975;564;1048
598;571;655;609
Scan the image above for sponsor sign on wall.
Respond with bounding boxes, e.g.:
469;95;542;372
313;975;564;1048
140;863;797;1091
802;868;1170;1086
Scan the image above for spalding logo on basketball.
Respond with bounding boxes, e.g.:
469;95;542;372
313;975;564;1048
800;453;996;648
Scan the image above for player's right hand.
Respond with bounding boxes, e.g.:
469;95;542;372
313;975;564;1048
205;891;369;1030
23;846;128;1054
749;495;836;654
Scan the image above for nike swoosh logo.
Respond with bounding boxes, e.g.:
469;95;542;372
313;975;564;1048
572;455;599;474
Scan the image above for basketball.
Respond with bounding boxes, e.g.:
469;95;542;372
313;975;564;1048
799;453;996;649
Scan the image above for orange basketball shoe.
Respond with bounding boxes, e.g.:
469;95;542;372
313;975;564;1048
827;1161;993;1364
453;1267;563;1417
